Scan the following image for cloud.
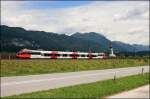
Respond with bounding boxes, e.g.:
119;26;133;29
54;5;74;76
1;1;149;45
114;4;149;21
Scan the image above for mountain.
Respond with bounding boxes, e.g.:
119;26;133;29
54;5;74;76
71;32;110;51
71;32;149;53
132;44;149;52
112;41;135;52
0;25;149;53
112;41;149;52
0;25;102;52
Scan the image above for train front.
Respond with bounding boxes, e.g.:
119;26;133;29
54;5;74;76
16;49;31;59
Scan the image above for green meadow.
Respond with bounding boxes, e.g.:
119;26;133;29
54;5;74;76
1;58;149;77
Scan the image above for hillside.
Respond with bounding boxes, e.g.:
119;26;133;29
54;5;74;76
71;32;149;53
71;32;110;51
0;25;149;53
1;25;102;52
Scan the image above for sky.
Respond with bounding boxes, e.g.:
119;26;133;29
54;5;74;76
1;1;149;45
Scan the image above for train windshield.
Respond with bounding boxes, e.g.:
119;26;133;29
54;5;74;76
17;51;30;55
17;49;23;54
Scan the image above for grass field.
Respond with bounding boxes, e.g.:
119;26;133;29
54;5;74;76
1;58;149;77
3;73;149;98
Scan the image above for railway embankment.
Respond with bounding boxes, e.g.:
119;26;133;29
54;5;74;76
1;58;149;77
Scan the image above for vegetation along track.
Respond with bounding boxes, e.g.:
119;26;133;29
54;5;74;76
1;58;149;77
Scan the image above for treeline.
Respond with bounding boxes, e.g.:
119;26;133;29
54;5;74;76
115;51;149;57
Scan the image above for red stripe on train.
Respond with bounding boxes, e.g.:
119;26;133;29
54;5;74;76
71;52;79;59
51;51;58;59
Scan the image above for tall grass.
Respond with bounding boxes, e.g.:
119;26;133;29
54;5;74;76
1;58;149;77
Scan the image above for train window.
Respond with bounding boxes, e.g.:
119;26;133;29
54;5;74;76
44;53;50;56
92;55;97;57
87;54;97;57
49;54;60;56
62;54;68;57
30;52;41;55
49;54;52;56
20;52;30;54
81;55;86;57
70;54;79;57
56;54;60;56
17;52;22;54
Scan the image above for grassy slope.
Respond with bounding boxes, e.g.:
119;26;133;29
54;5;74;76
3;73;149;98
1;58;149;77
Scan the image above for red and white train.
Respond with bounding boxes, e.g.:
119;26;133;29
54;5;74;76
16;49;107;59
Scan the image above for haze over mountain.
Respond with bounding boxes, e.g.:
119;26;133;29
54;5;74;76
0;25;149;53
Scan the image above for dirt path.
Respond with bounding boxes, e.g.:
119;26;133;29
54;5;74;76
107;84;149;98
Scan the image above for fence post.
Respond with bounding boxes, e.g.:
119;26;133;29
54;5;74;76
142;68;144;75
9;54;10;60
114;72;116;82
